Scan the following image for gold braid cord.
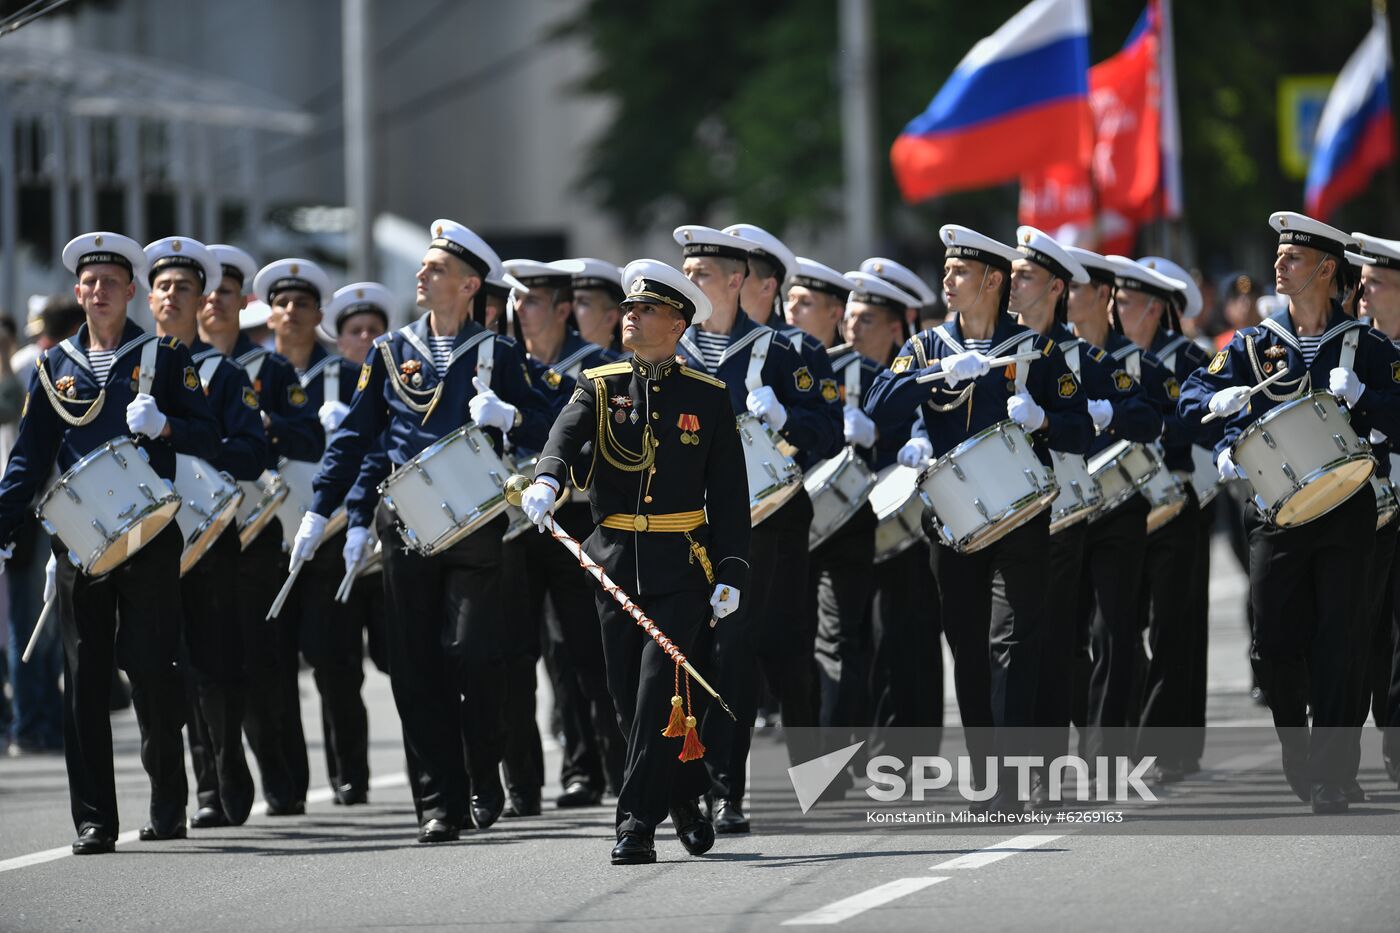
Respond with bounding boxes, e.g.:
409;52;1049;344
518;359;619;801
1246;334;1308;401
377;342;443;415
593;376;655;473
37;361;105;427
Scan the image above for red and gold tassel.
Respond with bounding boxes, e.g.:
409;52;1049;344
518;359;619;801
679;715;705;762
662;662;687;737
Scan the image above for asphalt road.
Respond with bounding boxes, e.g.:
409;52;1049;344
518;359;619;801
2;535;1398;932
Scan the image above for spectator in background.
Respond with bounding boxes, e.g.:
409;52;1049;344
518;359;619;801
1182;269;1217;351
5;298;84;755
1215;273;1263;350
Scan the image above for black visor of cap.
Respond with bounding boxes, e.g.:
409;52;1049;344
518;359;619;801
681;242;750;263
945;244;1011;274
515;274;573;290
1278;229;1348;260
1114;275;1176;304
221;263;245;286
77;251;134;276
268;276;321;303
751;249;786;282
429;237;491;277
336;302;389;332
1020;247;1072;283
149;255;206;289
1360;251;1400;270
1085;265;1116;286
623;278;696;321
792;275;849;300
574;276;626;302
851;289;903;310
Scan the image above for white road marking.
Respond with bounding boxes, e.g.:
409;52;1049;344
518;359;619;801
781;876;950;926
0;771;408;875
929;832;1065;870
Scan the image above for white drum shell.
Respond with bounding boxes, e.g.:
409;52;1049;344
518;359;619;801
379;424;512;554
869;464;923;563
1049;450;1102;534
738;413;802;525
1189;444;1223;506
1371;475;1398;530
805;447;877;549
1088;440;1161;516
173;454;244;575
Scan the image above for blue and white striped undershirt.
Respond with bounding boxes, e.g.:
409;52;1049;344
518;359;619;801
963;338;993;354
1298;335;1324;368
428;335;453;373
88;348;116;384
695;331;730;371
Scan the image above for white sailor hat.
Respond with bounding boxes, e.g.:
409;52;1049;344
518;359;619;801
721;223;797;282
502;259;585;290
1348;232;1400;270
1015;226;1089;284
859;257;937;307
1269;211;1354;259
621;258;712;326
427;218;500;279
482;269;531;301
143;237;221;294
240;300;272;330
673;224;765;264
939;225;1019;273
253;258;333;306
1106;255;1187;303
1064;246;1117;286
62;231;146;281
1137;255;1203;318
845;270;919;310
569;258;625;301
325;282;394;333
208;244;258;292
788;257;857;300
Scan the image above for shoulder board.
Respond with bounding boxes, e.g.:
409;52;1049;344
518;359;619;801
1040;336;1055;355
372;333;393;347
161;336;181;349
679;366;726;389
1089;346;1107;362
496;333;519;348
582;361;632;380
1237;326;1261;338
826;342;853;358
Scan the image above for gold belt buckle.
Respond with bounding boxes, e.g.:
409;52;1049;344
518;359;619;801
632;514;649;532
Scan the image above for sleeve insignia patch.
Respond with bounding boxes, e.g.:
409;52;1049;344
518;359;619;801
819;378;839;403
1058;373;1079;398
793;366;814;392
1112;370;1133;392
183;366;199;391
891;355;913;374
288;385;308;407
356;362;372;392
1165;377;1181;400
242;387;259;410
1207;350;1228;374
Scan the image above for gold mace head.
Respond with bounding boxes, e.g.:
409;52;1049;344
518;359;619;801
504;473;531;507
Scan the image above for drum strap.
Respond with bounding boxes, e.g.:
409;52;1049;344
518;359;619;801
323;362;340;403
1014;335;1036;394
197;357;222;390
241;353;266;386
1124;348;1141;382
475;335;496;390
788;331;804;354
744;331;774;393
844;358;862;409
1154;335;1189;372
137;339;158;396
1340;328;1360;370
1062;343;1082;381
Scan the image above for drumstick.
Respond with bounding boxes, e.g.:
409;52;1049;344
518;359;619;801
266;557;306;621
1200;366;1291;424
915;351;1042;384
334;558;359;604
21;599;56;663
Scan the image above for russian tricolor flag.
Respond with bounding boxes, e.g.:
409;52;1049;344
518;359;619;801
1305;12;1395;221
891;0;1093;203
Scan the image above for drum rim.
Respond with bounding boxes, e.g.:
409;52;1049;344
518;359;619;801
932;487;1057;553
934;419;1030;465
36;436;153;511
1146;497;1189;534
393;494;509;554
179;496;242;576
1258;453;1375;526
808;474;879;550
81;498;181;577
377;423;491;496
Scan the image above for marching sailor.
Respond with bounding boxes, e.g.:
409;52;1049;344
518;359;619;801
570;258;626;353
860;256;944;333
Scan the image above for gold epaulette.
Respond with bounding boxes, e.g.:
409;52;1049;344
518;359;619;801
161;335;181;349
679;366;726;390
583;361;632;380
1040;337;1055;355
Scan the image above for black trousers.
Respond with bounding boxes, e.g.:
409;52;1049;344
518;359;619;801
704;489;816;804
496;531;543;797
285;527;371;796
813;504;877;735
182;525;255;822
936;509;1048;786
1037;519;1088;761
1246;487;1372;787
239;521;300;809
598;585;713;835
1185;493;1215;765
1344;503;1396;784
379;510;507;827
1082;495;1149;765
56;523;186;835
870;539;942;732
1136;488;1202;767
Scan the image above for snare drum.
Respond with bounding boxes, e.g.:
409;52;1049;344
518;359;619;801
38;437;182;576
173;454;244;576
805;447;877;549
1087;440;1161;516
917;421;1058;554
1048;450;1102;534
273;458;347;551
738;413;802;525
1189;444;1223;507
1370;475;1398;529
379;423;512;554
236;470;289;549
1231;390;1374;527
868;464;924;563
502;454;571;543
1143;462;1190;534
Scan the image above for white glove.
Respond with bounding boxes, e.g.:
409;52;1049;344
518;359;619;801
1088;398;1114;433
343;525;371;573
43;552;56;603
897;436;934;468
289;512;328;567
0;543;16;576
1217;449;1246;482
843;407;877;448
319;400;350;434
1208;386;1251;420
520;479;558;531
469;377;519;432
1007;391;1047;432
1370;428;1389;445
125;393;167;438
710;584;741;623
745;386;788;432
1329;367;1364;407
940;350;991;387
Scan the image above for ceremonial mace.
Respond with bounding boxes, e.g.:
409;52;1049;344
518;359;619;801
503;474;735;723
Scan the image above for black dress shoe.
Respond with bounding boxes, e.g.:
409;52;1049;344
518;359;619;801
1281;744;1312;803
610;831;657;865
1310;783;1349;814
334;785;369;806
265;800;306;817
190;807;229;829
72;827;117;855
669;799;715;856
505;789;542;818
138;820;187;841
417;818;460;844
471;788;505;829
712;798;750;834
556;781;603;809
1341;777;1366;803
